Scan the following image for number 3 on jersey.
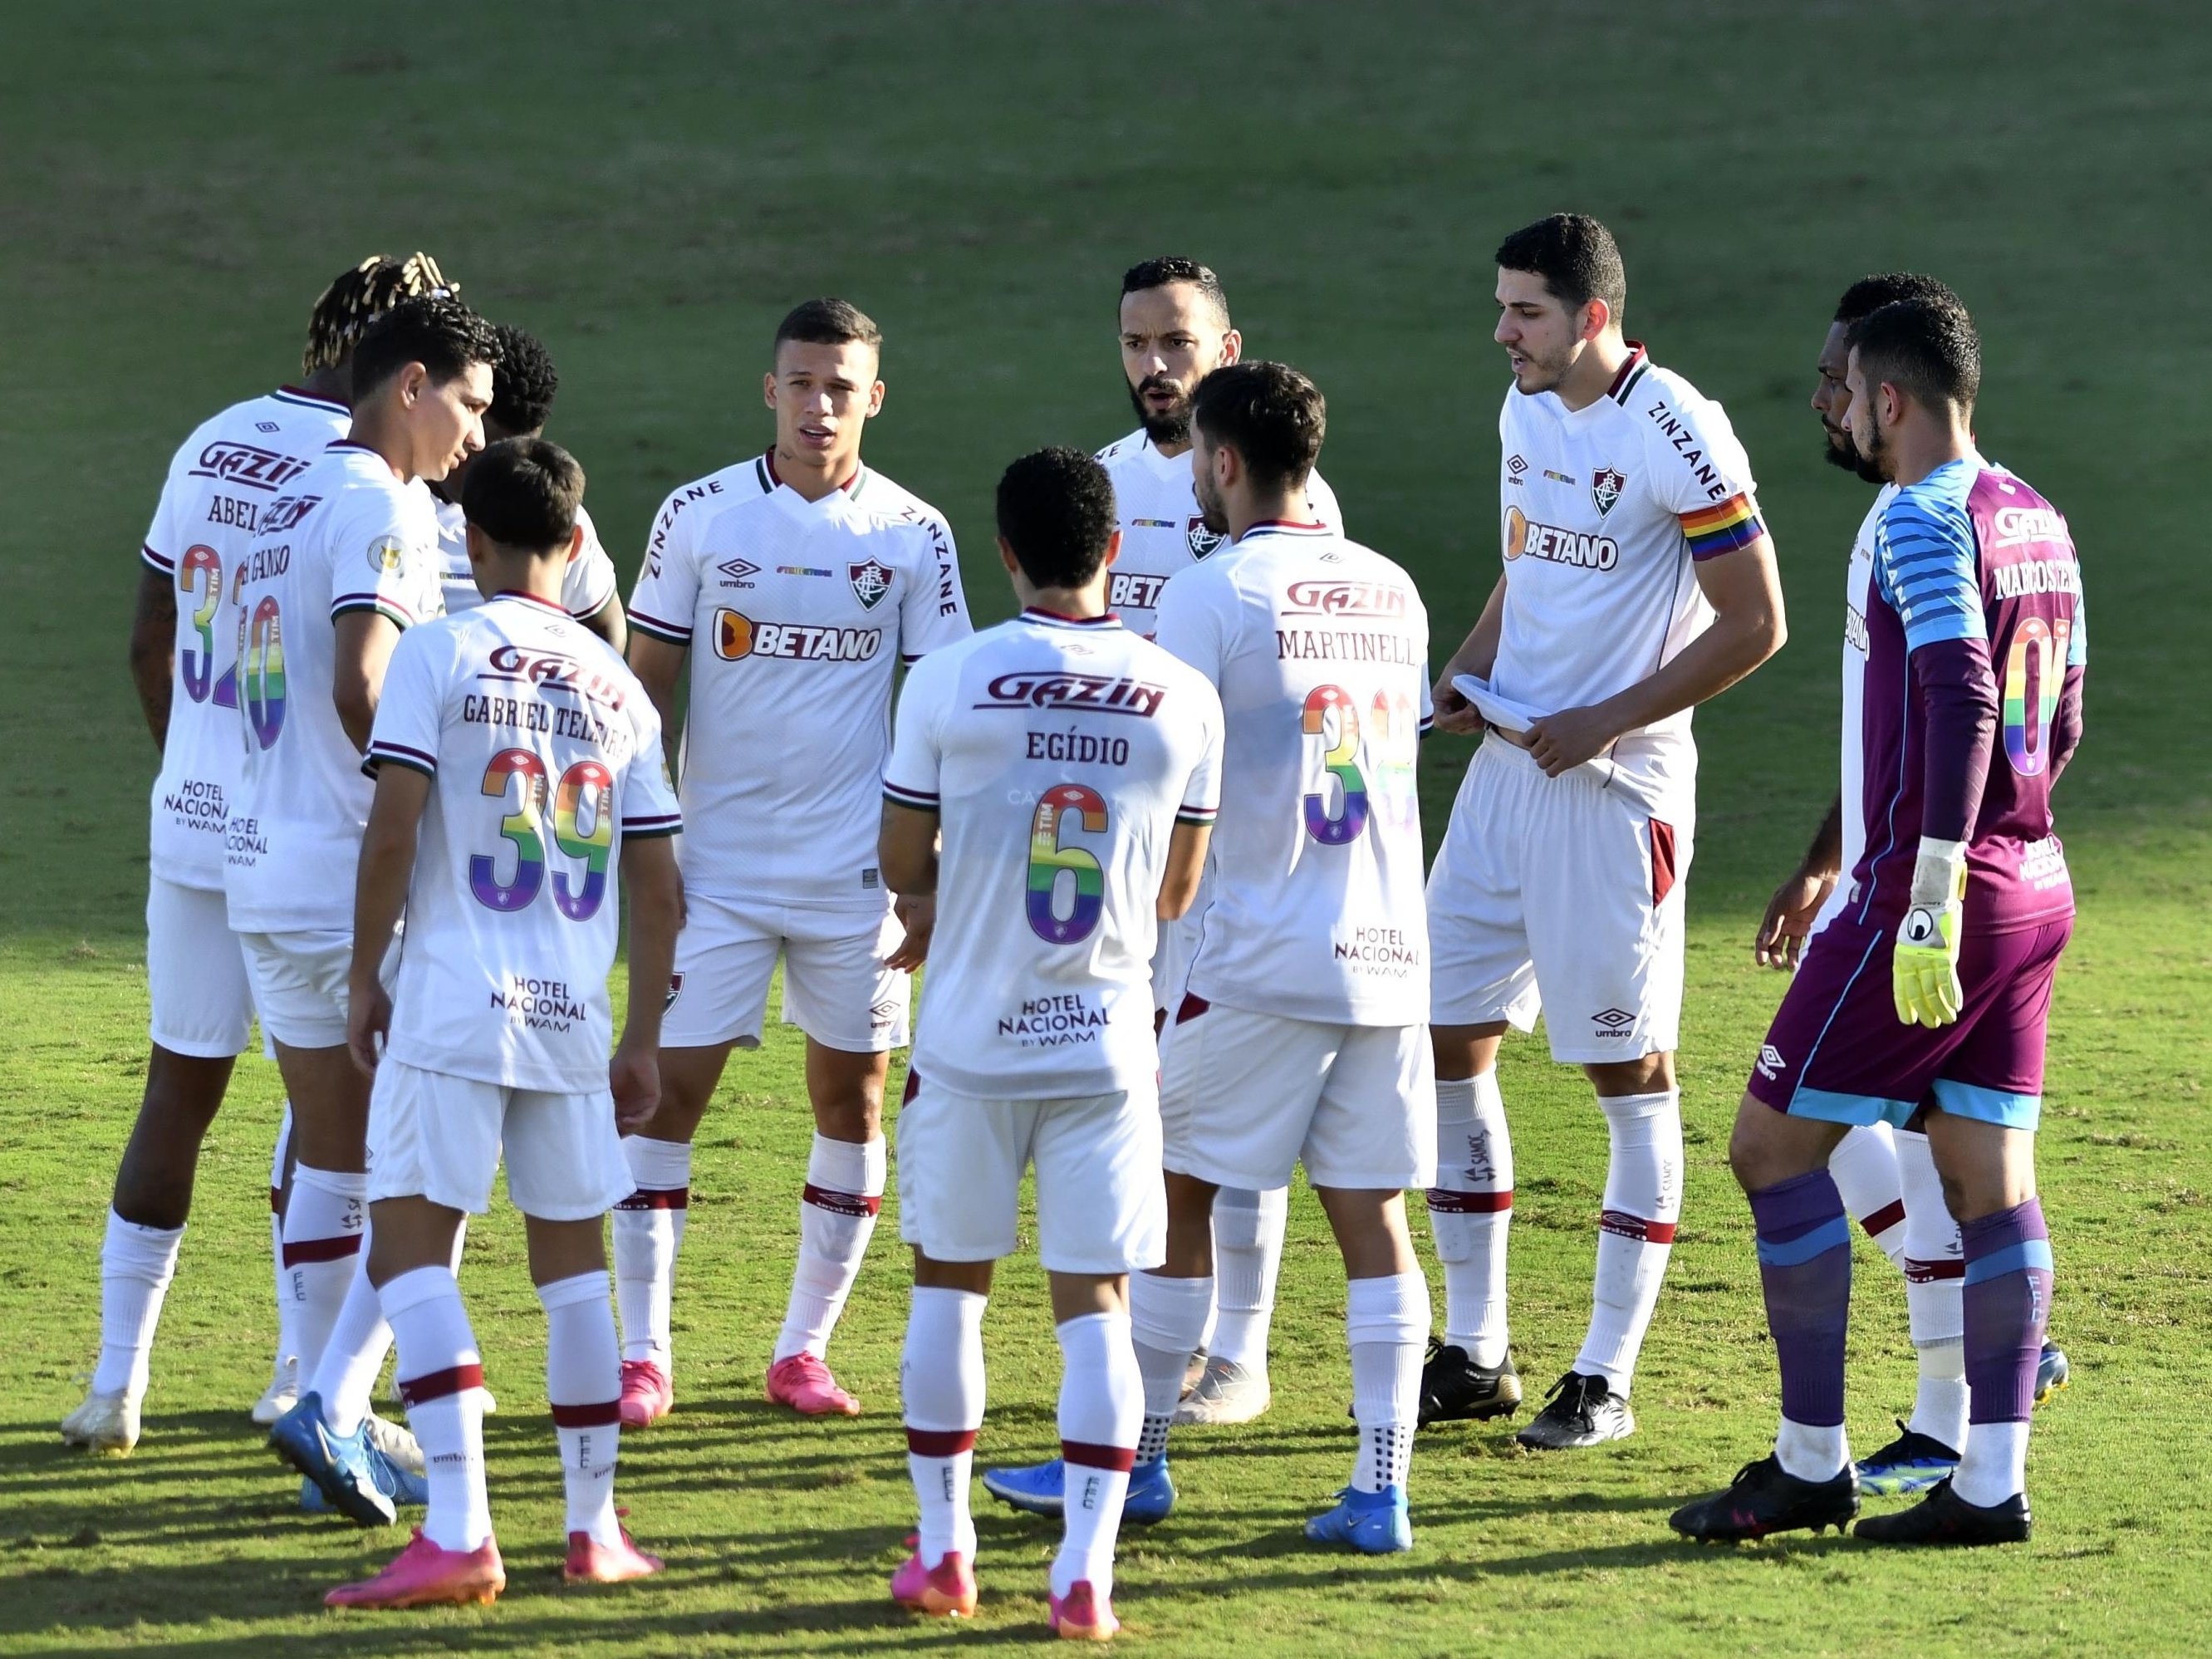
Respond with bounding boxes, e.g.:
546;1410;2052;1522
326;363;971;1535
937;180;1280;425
470;748;612;921
1301;685;1369;844
1027;783;1106;944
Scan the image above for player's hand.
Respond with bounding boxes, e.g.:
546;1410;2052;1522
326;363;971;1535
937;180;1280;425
1755;867;1837;970
611;1034;662;1132
1525;704;1619;776
1430;675;1484;736
1893;836;1969;1028
346;979;392;1077
885;893;935;973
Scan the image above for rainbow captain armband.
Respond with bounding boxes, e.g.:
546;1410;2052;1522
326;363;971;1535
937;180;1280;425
1680;494;1765;560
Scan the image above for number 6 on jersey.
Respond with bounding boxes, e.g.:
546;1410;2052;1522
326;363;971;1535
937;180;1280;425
1027;783;1107;944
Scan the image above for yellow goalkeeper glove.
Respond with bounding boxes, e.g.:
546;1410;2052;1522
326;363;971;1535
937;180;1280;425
1893;837;1968;1028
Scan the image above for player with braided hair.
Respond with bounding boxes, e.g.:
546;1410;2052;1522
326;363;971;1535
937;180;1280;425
67;253;457;1460
425;323;625;650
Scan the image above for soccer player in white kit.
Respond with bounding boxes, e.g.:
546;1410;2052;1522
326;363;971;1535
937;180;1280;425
879;446;1221;1639
62;255;457;1458
326;439;684;1608
1096;258;1345;1426
246;297;497;1517
1425;215;1786;1448
620;299;971;1425
427;324;626;651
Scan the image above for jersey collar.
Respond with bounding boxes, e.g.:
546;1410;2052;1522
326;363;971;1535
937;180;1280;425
1021;606;1123;631
274;385;351;415
490;589;568;616
1605;341;1651;406
759;448;865;503
1237;518;1332;542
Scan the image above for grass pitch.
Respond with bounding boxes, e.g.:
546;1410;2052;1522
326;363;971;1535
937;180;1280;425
2;2;2209;1653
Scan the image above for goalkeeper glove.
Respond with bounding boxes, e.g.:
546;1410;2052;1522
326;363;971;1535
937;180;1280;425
1893;836;1968;1028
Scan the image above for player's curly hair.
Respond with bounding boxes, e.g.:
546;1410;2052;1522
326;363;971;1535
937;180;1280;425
997;447;1118;591
1848;297;1981;413
351;296;499;402
1121;257;1231;327
302;253;457;375
488;324;559;436
1191;360;1325;490
1835;272;1964;326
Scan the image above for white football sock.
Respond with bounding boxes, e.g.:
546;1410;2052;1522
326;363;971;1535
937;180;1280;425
1053;1311;1141;1599
1575;1089;1683;1396
311;1252;392;1437
612;1136;690;1367
1346;1271;1427;1495
1430;1070;1513;1367
775;1133;885;1362
1774;1416;1850;1482
1208;1187;1286;1373
539;1270;622;1546
902;1285;986;1569
91;1211;184;1401
268;1102;297;1377
382;1265;490;1553
1896;1127;1968;1450
1129;1272;1213;1465
1910;1340;1970;1453
282;1166;366;1379
1828;1122;1909;1268
1952;1418;2028;1509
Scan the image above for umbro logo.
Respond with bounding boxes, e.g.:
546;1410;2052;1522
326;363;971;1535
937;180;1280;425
1507;454;1528;476
1592;1008;1635;1029
1756;1043;1785;1079
717;557;758;588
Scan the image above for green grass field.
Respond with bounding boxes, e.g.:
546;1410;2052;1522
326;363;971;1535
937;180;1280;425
3;2;2209;1652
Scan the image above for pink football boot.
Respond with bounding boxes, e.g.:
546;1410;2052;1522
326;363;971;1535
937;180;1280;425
564;1524;664;1584
766;1352;860;1417
1049;1580;1120;1641
326;1528;506;1609
618;1359;672;1429
891;1548;978;1617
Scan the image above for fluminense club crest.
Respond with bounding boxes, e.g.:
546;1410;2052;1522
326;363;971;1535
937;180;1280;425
1185;517;1225;560
849;557;893;610
1591;466;1627;518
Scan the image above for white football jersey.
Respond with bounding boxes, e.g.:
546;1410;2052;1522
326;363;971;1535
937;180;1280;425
1094;429;1341;638
1153;521;1431;1026
434;497;619;622
140;386;351;890
628;452;971;910
1815;485;1895;932
884;610;1222;1098
367;593;680;1092
223;441;447;934
1492;344;1764;806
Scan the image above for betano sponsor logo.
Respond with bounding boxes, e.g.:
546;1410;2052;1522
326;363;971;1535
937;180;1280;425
1503;505;1618;571
974;670;1168;717
1108;570;1169;611
712;611;882;664
1282;579;1409;617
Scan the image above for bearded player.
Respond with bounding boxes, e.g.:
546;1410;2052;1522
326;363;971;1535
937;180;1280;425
1671;297;2082;1546
620;299;971;1425
1424;214;1787;1446
1098;257;1343;1426
63;254;455;1457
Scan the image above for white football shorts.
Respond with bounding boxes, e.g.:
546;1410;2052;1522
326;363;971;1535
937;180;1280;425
661;892;910;1053
147;876;256;1058
896;1072;1166;1275
1159;998;1436;1192
237;926;398;1051
365;1058;631;1221
1427;739;1692;1064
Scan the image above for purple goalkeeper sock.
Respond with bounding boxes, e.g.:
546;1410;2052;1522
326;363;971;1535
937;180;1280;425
1750;1170;1853;1429
1961;1199;2053;1426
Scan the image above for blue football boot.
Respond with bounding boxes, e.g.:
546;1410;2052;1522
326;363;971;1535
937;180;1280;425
1305;1485;1413;1554
1855;1418;1961;1497
981;1455;1176;1524
268;1391;396;1526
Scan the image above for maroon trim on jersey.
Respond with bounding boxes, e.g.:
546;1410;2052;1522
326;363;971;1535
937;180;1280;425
551;1398;621;1429
276;385;351;413
1020;606;1120;627
902;1068;922;1106
1649;817;1678;908
1062;1441;1138;1473
326;439;381;454
906;1426;977;1457
802;1184;883;1218
1859;1200;1907;1239
492;589;569;615
399;1362;486;1406
761;448;860;494
1606;342;1650;400
1175;991;1210;1025
1427;1187;1513;1214
1239;518;1330;537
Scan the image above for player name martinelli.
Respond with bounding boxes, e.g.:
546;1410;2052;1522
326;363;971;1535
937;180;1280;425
1274;628;1422;665
462;692;633;758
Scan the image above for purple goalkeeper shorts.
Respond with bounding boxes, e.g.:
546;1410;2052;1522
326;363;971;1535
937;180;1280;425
1748;913;2072;1132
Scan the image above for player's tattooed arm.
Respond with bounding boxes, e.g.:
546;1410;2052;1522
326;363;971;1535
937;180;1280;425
346;762;431;1076
614;832;683;1131
626;634;688;777
129;567;176;750
1430;573;1508;736
1755;794;1842;970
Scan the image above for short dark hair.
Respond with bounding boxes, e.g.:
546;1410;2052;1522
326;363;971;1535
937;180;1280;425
1121;257;1231;326
460;437;586;555
302;252;456;374
351;296;498;401
488;324;559;434
773;297;881;356
1495;214;1627;324
1191;361;1326;490
1834;272;1964;326
995;447;1119;591
1847;297;1981;414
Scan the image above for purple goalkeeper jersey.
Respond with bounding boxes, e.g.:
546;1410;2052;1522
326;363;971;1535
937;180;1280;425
1844;458;2085;935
